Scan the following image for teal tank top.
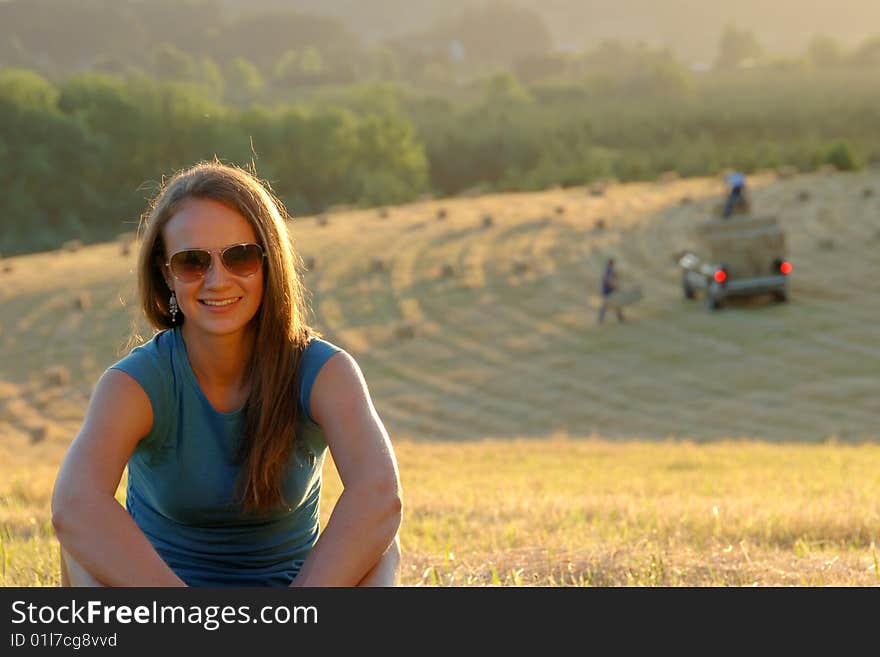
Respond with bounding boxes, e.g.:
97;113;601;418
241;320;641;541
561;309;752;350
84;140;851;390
109;327;341;586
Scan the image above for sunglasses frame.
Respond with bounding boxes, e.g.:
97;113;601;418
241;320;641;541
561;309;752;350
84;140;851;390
165;243;266;282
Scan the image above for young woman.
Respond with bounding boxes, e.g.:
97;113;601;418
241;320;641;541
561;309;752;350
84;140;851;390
51;161;402;586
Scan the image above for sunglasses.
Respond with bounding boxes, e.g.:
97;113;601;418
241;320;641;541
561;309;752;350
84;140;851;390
165;243;265;282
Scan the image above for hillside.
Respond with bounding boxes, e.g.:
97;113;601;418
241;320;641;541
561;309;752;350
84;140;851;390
4;170;880;586
1;170;878;448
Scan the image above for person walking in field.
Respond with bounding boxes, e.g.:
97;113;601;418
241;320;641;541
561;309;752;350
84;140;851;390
597;257;624;324
51;161;402;586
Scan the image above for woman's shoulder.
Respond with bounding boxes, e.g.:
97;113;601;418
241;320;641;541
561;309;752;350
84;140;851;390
298;335;345;423
302;335;343;363
107;329;178;405
112;329;175;371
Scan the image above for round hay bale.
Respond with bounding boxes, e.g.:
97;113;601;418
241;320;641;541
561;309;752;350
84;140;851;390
439;263;456;279
394;322;415;340
436;208;447;220
817;238;835;251
370;258;386;273
73;291;92;311
593;218;606;232
316;215;329;227
62;239;83;253
588;182;606;197
30;425;48;444
797;190;811;202
45;365;71;387
302;255;316;272
512;258;530;275
117;231;136;256
482;214;494;228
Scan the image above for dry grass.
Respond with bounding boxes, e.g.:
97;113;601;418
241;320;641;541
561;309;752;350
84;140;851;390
2;171;879;586
2;436;878;586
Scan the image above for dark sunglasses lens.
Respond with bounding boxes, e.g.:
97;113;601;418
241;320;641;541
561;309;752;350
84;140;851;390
222;244;263;276
170;250;211;280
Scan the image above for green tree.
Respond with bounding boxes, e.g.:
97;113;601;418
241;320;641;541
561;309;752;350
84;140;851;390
805;35;844;68
714;25;764;70
226;57;265;105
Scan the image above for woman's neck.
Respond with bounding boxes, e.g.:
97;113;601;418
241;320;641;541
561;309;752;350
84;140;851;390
179;323;255;391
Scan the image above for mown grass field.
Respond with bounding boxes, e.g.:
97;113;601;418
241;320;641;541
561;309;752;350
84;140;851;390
1;170;879;586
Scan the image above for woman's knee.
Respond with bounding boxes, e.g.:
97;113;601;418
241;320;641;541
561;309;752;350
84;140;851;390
59;545;106;587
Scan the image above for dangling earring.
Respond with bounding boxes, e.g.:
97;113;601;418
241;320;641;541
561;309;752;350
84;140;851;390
169;292;178;324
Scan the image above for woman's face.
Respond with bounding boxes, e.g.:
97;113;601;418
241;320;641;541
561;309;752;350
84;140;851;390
161;197;264;341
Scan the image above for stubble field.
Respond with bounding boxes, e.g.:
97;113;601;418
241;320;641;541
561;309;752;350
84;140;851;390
1;169;878;585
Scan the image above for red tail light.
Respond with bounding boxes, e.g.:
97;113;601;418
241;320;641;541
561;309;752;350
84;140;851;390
713;269;727;283
780;261;792;275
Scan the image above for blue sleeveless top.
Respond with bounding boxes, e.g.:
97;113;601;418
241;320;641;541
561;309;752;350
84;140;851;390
109;327;341;586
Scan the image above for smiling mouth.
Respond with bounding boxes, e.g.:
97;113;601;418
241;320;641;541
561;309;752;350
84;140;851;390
199;297;242;307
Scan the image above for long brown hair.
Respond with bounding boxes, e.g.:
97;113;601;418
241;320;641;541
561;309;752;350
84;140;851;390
137;160;314;514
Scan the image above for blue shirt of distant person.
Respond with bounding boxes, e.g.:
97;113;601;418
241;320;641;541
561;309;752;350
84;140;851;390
597;258;624;324
723;171;746;218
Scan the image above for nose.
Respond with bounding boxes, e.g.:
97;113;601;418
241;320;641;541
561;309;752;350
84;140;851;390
203;252;231;288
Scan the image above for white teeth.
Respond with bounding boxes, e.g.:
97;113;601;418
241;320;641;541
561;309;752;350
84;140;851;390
201;298;239;307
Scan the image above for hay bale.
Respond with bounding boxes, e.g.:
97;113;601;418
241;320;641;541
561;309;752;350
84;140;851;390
777;165;799;179
62;239;83;252
439;263;456;279
117;231;136;246
73;291;91;311
117;232;136;256
482;214;494;228
512;258;530;275
370;258;386;273
29;425;48;444
394;322;415;340
45;365;71;387
588;182;606;197
817;238;835;251
593;218;606;232
316;215;329;227
436;208;447;220
797;190;810;202
302;255;316;272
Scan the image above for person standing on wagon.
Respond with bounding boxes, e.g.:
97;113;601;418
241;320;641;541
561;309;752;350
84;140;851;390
52;161;402;586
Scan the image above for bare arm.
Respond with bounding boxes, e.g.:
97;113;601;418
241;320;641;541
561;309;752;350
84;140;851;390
51;369;186;587
291;351;403;587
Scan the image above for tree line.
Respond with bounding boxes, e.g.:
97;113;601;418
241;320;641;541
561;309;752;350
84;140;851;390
3;2;880;256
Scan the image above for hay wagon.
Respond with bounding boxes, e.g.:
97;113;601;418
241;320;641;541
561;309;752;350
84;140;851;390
678;213;792;311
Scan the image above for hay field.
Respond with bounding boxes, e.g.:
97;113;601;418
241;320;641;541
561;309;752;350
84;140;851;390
1;170;879;585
